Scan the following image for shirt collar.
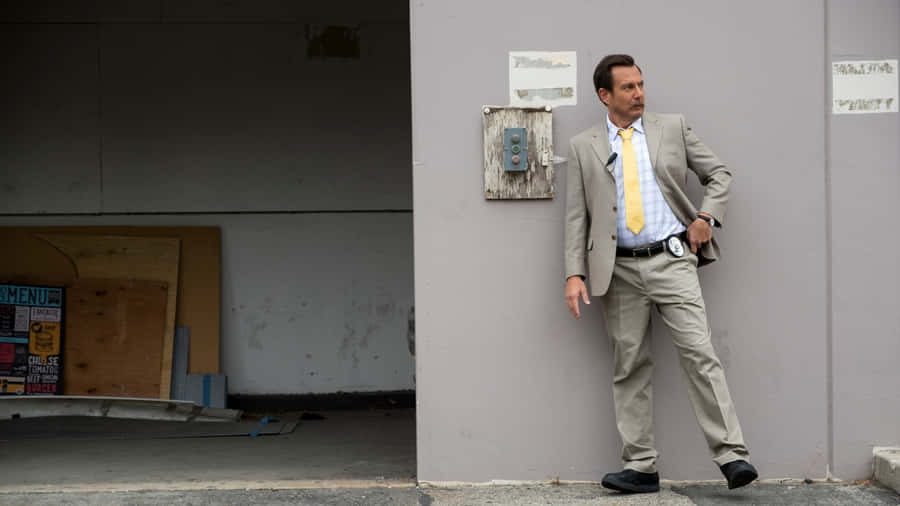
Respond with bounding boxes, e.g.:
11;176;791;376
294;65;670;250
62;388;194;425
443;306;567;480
606;115;644;144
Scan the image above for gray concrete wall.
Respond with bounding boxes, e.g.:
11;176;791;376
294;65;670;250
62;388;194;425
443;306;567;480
828;0;900;480
0;23;102;213
412;0;833;482
0;1;414;395
0;1;411;213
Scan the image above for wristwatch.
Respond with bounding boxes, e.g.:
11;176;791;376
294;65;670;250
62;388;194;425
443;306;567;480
697;214;716;227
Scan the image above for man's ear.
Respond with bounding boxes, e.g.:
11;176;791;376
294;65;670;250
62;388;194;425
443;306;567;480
597;88;609;106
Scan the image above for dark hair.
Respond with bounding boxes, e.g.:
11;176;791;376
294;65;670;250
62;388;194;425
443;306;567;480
593;54;641;96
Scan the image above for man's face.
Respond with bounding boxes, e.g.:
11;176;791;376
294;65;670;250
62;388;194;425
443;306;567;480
599;65;645;126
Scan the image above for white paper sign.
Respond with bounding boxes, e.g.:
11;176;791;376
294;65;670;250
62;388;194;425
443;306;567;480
509;51;577;107
832;59;898;114
15;306;30;332
31;307;61;323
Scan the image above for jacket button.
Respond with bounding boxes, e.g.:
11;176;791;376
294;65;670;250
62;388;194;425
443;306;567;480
611;234;617;240
612;206;618;212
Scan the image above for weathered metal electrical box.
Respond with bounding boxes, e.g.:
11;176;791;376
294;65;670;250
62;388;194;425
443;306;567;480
482;105;554;199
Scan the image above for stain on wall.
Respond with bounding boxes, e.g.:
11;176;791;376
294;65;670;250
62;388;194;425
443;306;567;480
221;213;414;395
305;24;361;59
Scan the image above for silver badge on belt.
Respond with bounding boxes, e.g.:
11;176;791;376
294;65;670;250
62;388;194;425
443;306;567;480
666;236;684;258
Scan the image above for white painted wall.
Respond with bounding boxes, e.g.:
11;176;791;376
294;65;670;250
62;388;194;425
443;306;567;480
0;0;414;395
0;213;415;395
221;213;414;394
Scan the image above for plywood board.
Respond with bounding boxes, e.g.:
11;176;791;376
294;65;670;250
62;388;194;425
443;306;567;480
37;234;180;399
0;229;79;287
0;226;220;375
64;279;168;398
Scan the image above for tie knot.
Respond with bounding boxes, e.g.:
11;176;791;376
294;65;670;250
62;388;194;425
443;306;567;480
618;127;634;141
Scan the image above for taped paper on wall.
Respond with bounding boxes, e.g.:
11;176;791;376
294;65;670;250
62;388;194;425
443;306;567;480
509;51;577;107
832;59;898;114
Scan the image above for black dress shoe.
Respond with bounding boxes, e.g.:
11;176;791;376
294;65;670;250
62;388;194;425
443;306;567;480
719;460;758;489
601;469;660;493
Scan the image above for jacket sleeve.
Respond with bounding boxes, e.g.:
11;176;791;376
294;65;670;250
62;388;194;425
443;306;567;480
681;115;732;226
564;139;589;279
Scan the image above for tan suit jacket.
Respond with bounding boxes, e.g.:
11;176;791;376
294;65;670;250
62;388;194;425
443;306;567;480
564;112;732;296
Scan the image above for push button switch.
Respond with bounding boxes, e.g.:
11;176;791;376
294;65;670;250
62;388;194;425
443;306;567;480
503;127;527;172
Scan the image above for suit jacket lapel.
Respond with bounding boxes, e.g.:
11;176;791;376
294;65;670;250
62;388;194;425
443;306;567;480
642;112;679;210
643;112;662;171
589;122;614;177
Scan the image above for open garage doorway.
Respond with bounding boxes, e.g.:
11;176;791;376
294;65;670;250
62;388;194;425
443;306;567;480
0;0;415;489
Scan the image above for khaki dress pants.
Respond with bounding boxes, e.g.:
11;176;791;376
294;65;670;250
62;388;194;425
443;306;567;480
599;244;749;473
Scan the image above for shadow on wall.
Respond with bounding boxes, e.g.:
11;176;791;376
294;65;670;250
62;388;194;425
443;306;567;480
407;305;415;357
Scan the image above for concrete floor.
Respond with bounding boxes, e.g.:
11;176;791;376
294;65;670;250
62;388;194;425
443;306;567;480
1;409;899;505
0;409;416;492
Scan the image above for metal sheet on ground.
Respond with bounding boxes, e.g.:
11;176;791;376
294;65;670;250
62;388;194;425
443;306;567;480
0;416;296;440
0;395;241;422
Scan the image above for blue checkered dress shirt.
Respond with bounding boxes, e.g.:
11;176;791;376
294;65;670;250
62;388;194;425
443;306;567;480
607;116;685;248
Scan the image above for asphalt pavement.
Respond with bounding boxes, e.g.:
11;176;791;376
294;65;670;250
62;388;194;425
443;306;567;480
1;481;898;505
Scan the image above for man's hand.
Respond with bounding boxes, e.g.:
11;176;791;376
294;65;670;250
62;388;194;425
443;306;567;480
686;213;713;253
565;276;590;319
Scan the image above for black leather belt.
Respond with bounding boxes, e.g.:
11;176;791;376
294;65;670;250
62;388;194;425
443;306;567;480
616;232;687;258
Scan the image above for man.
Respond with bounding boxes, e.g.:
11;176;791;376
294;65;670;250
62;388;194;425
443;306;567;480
564;54;758;493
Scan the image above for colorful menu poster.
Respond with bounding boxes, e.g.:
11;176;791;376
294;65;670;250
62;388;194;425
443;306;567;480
0;284;64;395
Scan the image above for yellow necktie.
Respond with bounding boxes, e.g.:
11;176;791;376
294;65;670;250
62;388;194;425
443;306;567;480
618;127;644;234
